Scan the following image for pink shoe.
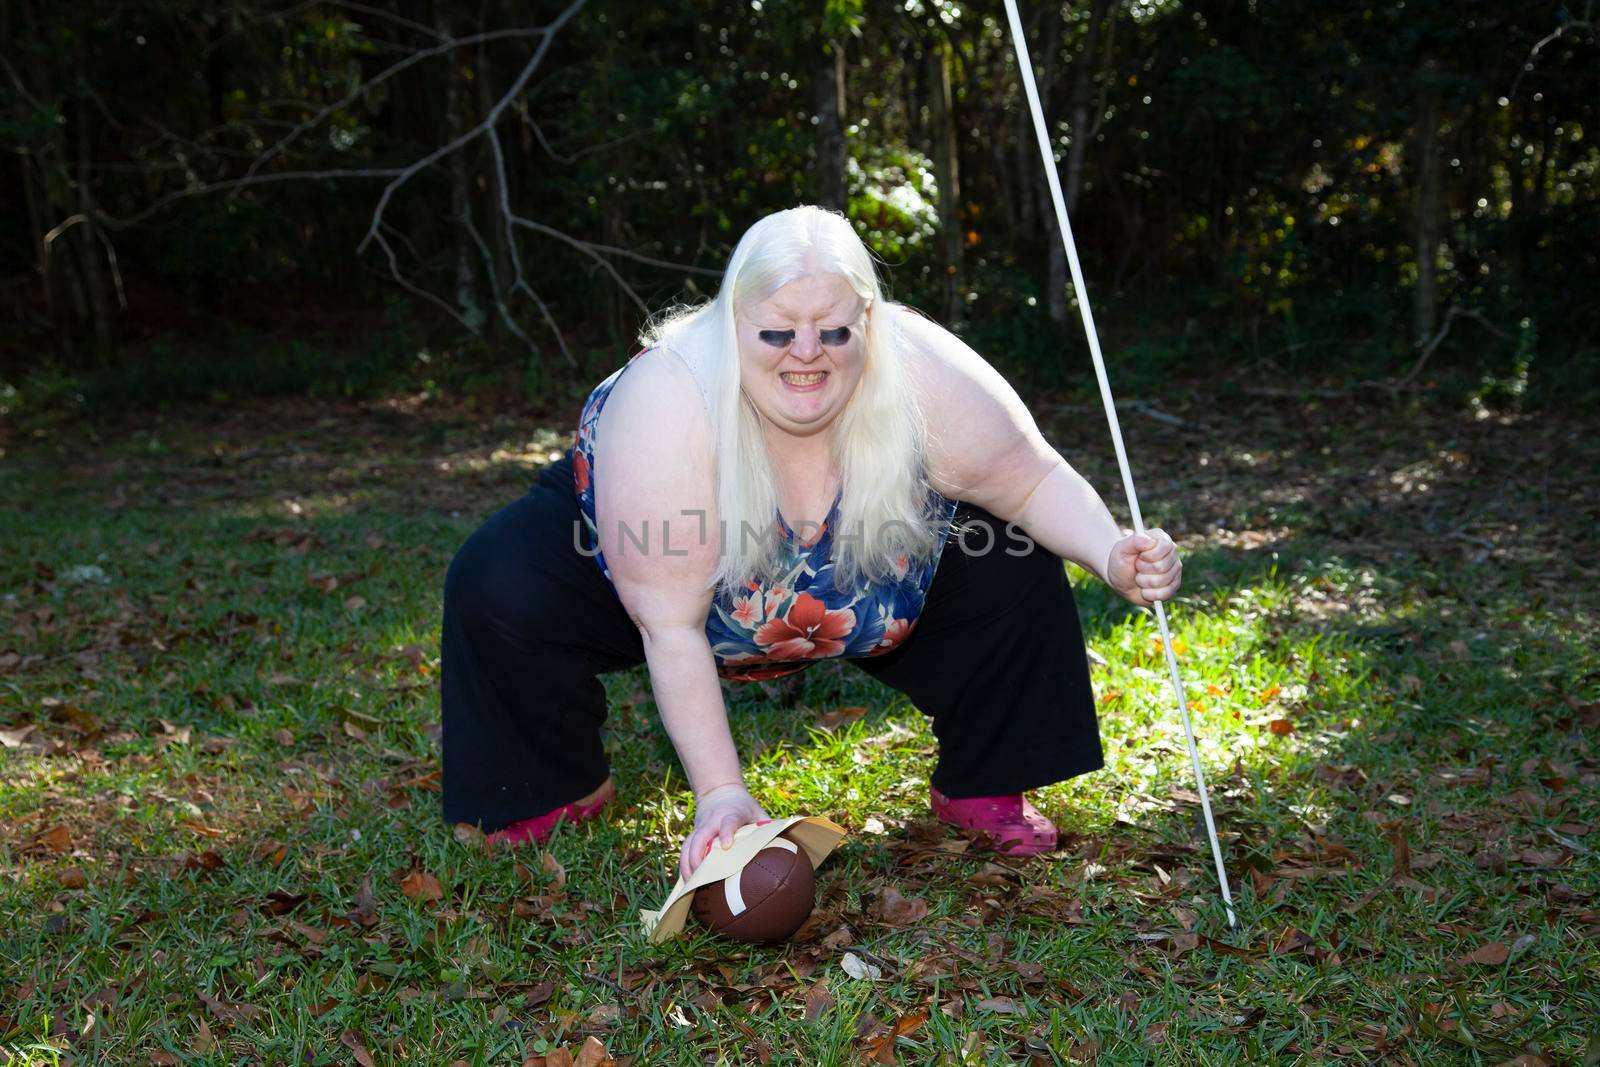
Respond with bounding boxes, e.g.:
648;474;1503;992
930;783;1058;856
485;779;617;848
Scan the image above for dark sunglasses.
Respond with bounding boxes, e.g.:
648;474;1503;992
756;326;853;348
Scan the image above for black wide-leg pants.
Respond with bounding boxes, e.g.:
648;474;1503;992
440;450;1103;833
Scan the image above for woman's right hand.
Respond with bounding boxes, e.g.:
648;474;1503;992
679;782;771;883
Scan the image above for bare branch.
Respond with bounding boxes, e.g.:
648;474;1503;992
99;167;408;229
487;125;574;366
522;111;648;165
462;214;536;351
322;0;447;41
513;215;650;321
356;0;588;257
239;24;564;189
368;229;481;333
1508;15;1595;102
1393;305;1514;390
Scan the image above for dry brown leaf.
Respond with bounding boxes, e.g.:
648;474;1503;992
1390;824;1412;879
400;870;444;903
573;1036;608;1067
343;719;368;741
545;1050;575;1067
340;1028;378;1067
253;840;289;867
1457;941;1509;967
542;851;567;889
59;867;87;889
816;705;868;730
804;977;834;1023
872;885;928;926
0;723;37;748
1267;718;1294;736
191;1015;217;1054
976;996;1025;1015
40;824;72;854
348;875;379;927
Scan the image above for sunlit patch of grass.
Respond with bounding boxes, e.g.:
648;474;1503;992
3;403;1597;1064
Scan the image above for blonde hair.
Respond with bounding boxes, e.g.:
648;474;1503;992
639;205;950;599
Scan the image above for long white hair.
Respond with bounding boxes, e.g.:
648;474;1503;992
639;205;950;600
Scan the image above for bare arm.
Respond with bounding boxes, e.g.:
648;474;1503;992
901;307;1125;582
594;351;776;878
594;351;741;795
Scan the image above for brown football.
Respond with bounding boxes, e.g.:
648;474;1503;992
691;832;816;943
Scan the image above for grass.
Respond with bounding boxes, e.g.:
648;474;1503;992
0;383;1597;1066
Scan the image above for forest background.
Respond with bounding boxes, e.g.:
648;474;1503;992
3;0;1596;421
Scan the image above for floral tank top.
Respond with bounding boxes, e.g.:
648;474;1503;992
571;347;960;683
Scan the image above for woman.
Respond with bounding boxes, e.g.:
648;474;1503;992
441;205;1180;883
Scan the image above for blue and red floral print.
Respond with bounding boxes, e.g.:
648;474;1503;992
572;348;957;683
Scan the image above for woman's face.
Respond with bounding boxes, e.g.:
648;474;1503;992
736;272;868;444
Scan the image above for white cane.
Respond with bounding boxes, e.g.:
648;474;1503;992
1001;0;1240;932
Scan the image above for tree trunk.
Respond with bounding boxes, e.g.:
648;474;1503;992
438;7;485;335
814;38;847;212
1035;9;1068;328
73;92;113;364
19;150;70;359
477;34;514;333
1413;57;1442;346
928;38;962;324
1064;0;1110;214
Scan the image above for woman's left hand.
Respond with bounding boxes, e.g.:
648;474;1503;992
1106;528;1182;607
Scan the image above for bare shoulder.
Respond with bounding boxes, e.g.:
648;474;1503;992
892;303;1009;417
890;303;1056;517
592;347;719;628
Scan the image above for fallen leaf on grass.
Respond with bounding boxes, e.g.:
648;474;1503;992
346;875;379;927
860;1007;929;1064
871;885;927;926
59;867;87;889
803;977;834;1023
1267;718;1294;736
340;1029;378;1067
183;850;226;873
400;871;443;903
1390;825;1411;878
815;705;868;730
976;996;1024;1015
0;723;37;748
1455;941;1509;967
542;852;567;889
194;1016;217;1054
573;1036;608;1067
253;840;289;867
840;952;881;981
39;824;72;854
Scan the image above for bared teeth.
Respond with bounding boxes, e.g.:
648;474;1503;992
781;371;826;384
